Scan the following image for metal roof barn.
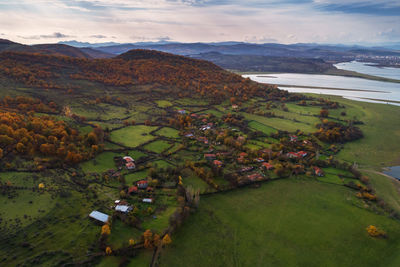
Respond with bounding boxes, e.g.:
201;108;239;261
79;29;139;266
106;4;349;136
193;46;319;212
89;211;109;223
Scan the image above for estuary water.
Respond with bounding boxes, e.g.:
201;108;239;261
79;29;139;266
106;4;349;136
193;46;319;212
384;166;400;181
243;64;400;105
335;61;400;80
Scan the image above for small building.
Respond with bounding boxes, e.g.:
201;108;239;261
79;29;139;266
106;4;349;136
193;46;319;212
190;113;198;118
123;156;136;170
254;158;265;163
137;180;148;189
177;109;186;114
146;186;154;192
115;205;133;213
232;104;239;110
197;137;209;144
128;186;138;195
290;135;298;142
262;162;274;170
213;160;223;167
313;167;324;177
240;166;254;172
89;211;109;224
247;173;264;182
200;125;211;131
114;200;121;204
143;198;154;203
185;133;195;138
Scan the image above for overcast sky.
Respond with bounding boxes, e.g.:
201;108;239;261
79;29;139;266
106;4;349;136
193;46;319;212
0;0;399;45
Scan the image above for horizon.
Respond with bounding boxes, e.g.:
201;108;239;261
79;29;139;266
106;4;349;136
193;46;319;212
0;1;399;46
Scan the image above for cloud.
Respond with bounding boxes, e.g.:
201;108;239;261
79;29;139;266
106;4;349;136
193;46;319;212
18;32;73;40
2;0;400;45
90;34;109;38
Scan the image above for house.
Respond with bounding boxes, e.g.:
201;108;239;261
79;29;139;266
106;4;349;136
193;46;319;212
115;205;133;213
177;109;186;114
137;180;148;189
213;160;223;167
123;156;136;170
287;151;308;159
254;158;265;163
200;125;211;131
313;167;324;177
290;135;298;142
143;198;154;203
297;151;308;158
114;200;121;204
146;186;154;192
232;104;239;110
239;152;248;157
190;113;198;118
126;162;136;170
197;137;209;144
262;162;274;170
204;154;216;160
128;186;138;195
184;133;195;138
89;211;109;223
247;173;264;182
240;166;254;172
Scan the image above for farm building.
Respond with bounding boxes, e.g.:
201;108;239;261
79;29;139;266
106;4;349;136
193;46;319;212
123;156;136;170
143;198;154;203
213;160;223;167
115;205;133;213
262;162;274;170
128;186;138;195
254;158;265;163
247;173;264;182
177;109;186;114
137;180;148;189
89;211;109;223
313;167;324;177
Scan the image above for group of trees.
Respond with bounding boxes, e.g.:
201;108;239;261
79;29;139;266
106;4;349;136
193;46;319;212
0;51;285;102
0;97;104;165
314;120;363;143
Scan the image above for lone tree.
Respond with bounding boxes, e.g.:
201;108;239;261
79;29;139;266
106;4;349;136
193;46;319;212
162;234;172;246
101;224;111;236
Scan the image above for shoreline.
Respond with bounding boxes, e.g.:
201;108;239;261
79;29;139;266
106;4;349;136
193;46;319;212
273;84;391;93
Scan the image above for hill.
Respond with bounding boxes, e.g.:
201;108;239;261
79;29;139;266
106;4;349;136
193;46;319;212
0;49;283;101
0;39;91;58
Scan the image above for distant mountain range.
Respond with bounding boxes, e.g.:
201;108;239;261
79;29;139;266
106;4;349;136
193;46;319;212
1;38;399;74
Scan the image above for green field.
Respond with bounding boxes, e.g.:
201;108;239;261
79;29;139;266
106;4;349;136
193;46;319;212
160;178;400;266
144;140;173;153
156;100;173;108
110;125;158;148
155;127;180;138
81;152;118;173
249;121;277;135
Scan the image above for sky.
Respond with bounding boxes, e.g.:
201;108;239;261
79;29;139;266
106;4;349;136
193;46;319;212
0;0;399;45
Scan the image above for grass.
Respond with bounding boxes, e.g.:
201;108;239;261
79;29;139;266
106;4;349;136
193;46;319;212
110;125;158;148
243;112;316;133
152;160;174;169
182;168;211;193
249;121;277;135
81;152;118;173
154;127;180;139
337;100;400;168
155;100;173;108
0;191;55;229
125;170;148;185
109;219;143;249
144;140;173;154
159;178;400;267
141;206;177;233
